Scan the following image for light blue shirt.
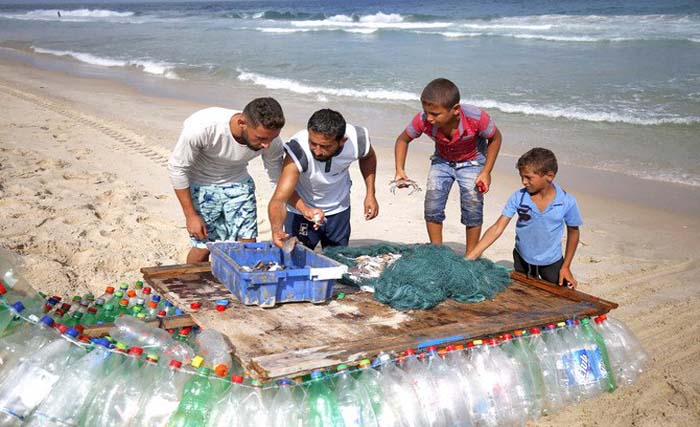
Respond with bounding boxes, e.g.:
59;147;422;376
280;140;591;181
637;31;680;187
502;183;583;266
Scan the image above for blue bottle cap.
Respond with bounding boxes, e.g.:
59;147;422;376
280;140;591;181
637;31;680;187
151;295;161;303
165;301;174;307
277;378;294;386
174;308;184;315
216;300;229;306
65;327;80;338
40;315;55;327
565;319;576;326
310;369;324;379
10;301;25;312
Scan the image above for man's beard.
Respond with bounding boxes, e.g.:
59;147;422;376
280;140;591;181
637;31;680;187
239;129;262;151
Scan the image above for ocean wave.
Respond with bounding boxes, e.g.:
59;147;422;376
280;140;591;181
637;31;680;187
256;27;377;34
31;47;178;79
291;12;451;30
236;69;418;101
0;9;135;22
464;98;700;126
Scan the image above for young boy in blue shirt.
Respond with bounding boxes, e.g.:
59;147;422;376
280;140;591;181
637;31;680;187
467;148;582;288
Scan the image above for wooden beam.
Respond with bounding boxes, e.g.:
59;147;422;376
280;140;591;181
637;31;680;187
81;314;196;337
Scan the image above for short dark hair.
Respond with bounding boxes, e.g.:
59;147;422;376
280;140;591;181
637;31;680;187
307;109;346;141
243;97;285;130
420;78;460;108
517;148;558;175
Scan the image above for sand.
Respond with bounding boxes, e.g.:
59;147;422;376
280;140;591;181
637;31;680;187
1;56;699;426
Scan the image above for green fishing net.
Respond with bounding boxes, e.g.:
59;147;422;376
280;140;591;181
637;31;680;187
324;244;512;310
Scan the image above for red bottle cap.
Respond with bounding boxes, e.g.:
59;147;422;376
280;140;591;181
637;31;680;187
404;348;416;356
530;327;541;334
169;360;182;368
128;347;144;356
231;375;244;384
105;286;114;294
216;305;226;312
501;333;513;341
190;302;202;310
143;287;151;295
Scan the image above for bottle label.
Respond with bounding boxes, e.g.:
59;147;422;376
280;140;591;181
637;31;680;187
562;347;603;385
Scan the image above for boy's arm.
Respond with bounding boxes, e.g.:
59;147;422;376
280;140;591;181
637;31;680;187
466;215;511;260
359;146;378;220
475;128;502;193
559;226;580;288
394;130;414;182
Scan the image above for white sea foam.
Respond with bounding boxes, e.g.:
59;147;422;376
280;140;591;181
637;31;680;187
291;12;451;30
1;9;135;22
31;47;179;79
236;69;418;101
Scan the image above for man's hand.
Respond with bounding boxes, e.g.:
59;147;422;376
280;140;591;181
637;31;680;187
186;214;208;240
475;171;492;194
302;206;325;230
364;195;379;220
272;228;290;248
559;266;578;289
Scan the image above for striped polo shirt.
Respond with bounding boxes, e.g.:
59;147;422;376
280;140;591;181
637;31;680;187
405;103;497;162
284;124;370;216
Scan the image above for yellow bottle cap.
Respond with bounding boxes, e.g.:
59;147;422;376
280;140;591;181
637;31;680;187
557;322;566;327
191;355;204;368
473;339;483;345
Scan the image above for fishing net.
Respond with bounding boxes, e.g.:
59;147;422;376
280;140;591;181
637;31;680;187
324;244;511;310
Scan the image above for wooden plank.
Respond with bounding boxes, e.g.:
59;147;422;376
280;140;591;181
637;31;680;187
140;262;211;278
142;263;617;381
81;314;196;337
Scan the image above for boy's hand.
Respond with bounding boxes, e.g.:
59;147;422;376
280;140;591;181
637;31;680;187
272;229;290;248
364;195;379;220
559;266;578;289
475;172;491;194
394;171;410;187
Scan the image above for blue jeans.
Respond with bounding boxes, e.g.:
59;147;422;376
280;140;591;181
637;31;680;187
424;154;485;227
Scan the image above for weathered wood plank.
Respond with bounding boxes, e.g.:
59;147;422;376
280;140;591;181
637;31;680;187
81;314;196;337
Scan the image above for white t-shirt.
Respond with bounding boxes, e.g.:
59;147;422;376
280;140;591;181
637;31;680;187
167;107;284;189
284;125;371;216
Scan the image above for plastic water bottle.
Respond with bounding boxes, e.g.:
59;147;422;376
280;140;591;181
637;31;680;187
22;339;113;427
109;315;173;351
306;369;341;427
557;320;605;401
527;327;565;414
193;329;232;378
424;345;470;427
238;379;268;427
580;317;616;392
81;346;145;426
441;344;478;422
468;339;515;427
355;358;401;427
168;366;215;427
268;378;303;427
400;348;446;426
0;327;81;425
134;359;189;426
0;301;26;339
511;329;546;416
485;338;525;426
500;333;542;420
541;323;578;403
594;314;648;387
206;375;245;427
374;352;427;427
334;364;378;427
96;303;117;324
0;314;56;378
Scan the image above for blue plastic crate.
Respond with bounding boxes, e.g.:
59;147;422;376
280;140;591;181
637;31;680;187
208;241;347;308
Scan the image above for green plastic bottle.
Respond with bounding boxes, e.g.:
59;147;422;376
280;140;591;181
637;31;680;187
580;317;617;392
306;368;342;427
64;311;83;327
168;366;214;427
96;303;117;324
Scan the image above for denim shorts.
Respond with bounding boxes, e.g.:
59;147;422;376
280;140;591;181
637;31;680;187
424;154;485;227
189;178;257;248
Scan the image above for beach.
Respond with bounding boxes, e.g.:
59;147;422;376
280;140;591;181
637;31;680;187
1;34;700;427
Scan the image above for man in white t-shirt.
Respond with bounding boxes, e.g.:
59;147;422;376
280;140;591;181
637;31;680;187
168;98;285;263
268;109;378;249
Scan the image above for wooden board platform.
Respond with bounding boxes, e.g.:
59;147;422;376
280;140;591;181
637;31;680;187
141;263;617;381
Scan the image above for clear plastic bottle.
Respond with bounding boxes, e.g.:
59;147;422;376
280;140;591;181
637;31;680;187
238;379;268;427
500;332;543;420
269;378;304;427
206;374;245;427
594;314;649;387
134;359;189;426
0;327;80;425
527;327;565;414
468;339;515;427
374;352;427;427
580;317;616;392
400;348;446;426
334;364;378;427
168;366;214;427
194;329;232;378
355;358;400;427
424;345;471;427
557;320;605;402
441;344;477;423
0;314;57;378
23;339;113;427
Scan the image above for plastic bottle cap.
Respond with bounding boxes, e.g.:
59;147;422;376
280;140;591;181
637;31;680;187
116;342;128;351
513;330;525;337
501;333;513;341
594;316;604;324
151;295;160;302
191;355;204;368
114;291;124;298
128;347;144;356
146;354;160;362
214;364;229;377
72;296;81;302
11;301;25;312
336;364;348;372
358;358;371;368
565;319;575;326
216;299;229;306
105;286;114;294
581;318;591;325
40;315;55;326
135;281;143;288
472;340;483;345
466;342;474;348
157;310;167;317
198;367;211;376
445;345;456;351
231;375;244;384
104;303;114;311
557;322;566;327
310;369;324;379
136;313;146;319
174;309;184;315
119;283;129;290
455;344;464;351
56;324;68;333
598;313;607;321
215;305;226;312
127;290;136;298
251;379;262;387
404;348;416;356
530;327;542;334
65;327;80;338
337;293;346;300
0;283;6;295
119;299;129;307
74;325;85;334
88;307;97;314
278;378;293;386
169;360;182;368
190;302;201;310
426;345;437;352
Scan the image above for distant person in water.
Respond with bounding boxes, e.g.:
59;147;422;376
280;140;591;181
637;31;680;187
57;11;61;18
